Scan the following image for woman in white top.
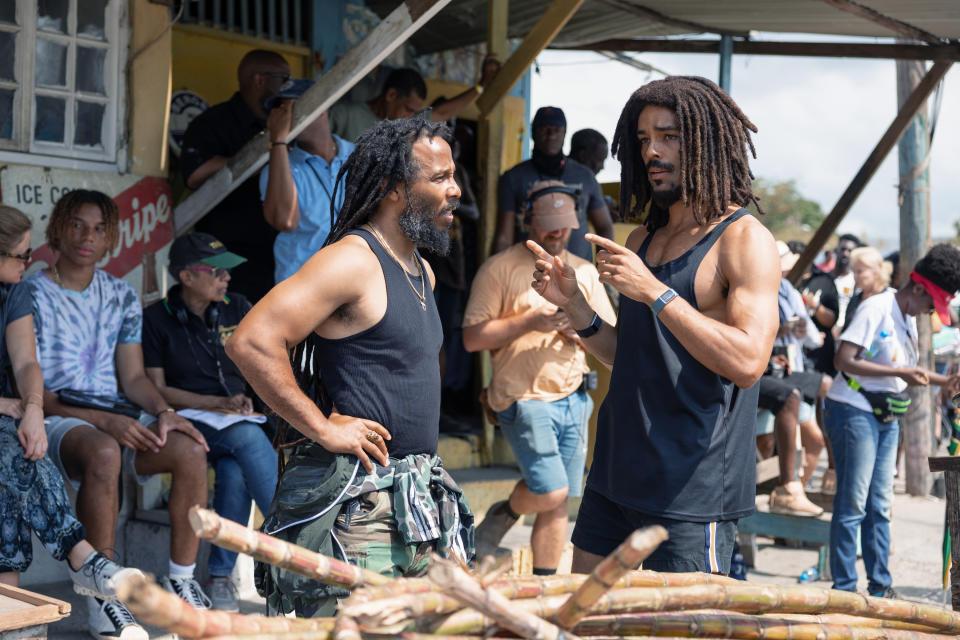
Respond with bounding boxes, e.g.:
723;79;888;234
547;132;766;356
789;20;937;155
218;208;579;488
825;244;960;597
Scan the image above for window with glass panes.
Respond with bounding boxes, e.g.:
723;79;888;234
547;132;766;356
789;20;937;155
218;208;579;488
0;0;118;163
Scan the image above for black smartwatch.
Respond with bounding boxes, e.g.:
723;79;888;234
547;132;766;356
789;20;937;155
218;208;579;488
575;313;603;338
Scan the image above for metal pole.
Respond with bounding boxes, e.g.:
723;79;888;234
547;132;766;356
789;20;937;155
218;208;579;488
897;50;934;496
718;34;733;91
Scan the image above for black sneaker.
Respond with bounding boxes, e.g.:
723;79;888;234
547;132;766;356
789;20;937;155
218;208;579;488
870;586;901;599
474;500;519;559
87;596;148;640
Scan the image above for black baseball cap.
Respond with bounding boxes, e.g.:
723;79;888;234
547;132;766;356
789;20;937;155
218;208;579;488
264;78;314;111
168;232;246;277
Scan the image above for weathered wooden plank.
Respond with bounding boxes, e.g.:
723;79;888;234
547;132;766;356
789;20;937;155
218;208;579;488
174;0;453;234
818;0;944;45
0;585;70;614
476;0;585;116
563;39;960;61
787;60;952;284
929;456;960;473
0;585;70;633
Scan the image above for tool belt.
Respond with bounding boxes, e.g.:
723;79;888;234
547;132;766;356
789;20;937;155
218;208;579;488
842;373;911;423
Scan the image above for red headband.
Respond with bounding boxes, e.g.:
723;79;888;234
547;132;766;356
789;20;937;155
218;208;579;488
910;270;953;325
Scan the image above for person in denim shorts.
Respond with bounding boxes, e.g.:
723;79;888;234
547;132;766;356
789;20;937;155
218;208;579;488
463;180;615;574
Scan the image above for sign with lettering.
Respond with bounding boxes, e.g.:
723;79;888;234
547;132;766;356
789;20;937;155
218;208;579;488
0;165;174;278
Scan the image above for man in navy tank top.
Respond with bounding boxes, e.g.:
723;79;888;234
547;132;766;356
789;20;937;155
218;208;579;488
528;76;780;575
227;119;473;616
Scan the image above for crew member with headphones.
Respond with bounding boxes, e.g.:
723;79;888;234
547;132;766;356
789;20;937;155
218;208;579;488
142;232;278;612
462;180;616;572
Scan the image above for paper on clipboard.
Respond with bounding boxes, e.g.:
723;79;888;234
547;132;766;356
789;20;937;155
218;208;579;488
177;409;267;431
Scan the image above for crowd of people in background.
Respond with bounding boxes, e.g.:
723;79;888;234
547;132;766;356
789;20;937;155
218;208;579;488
3;44;960;638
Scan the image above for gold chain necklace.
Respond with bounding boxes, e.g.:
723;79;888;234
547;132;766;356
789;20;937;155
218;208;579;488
365;223;426;310
49;262;62;287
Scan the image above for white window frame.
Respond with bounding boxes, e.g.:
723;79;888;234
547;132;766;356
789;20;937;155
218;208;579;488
0;0;123;167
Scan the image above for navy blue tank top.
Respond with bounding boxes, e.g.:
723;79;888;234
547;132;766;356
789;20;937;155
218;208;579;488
588;209;759;522
312;228;442;457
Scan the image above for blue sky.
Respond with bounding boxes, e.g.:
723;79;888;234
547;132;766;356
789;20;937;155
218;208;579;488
530;36;959;250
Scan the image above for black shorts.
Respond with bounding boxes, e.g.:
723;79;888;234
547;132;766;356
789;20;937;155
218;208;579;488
758;371;823;413
571;487;738;574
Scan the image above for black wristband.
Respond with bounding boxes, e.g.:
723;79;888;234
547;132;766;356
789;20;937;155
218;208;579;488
575;313;602;338
271;141;287;147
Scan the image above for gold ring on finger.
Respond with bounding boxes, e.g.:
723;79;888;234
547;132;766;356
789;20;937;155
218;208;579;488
366;431;381;444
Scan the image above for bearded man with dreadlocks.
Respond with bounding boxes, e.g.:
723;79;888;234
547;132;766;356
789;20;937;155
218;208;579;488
226;118;473;616
528;76;780;575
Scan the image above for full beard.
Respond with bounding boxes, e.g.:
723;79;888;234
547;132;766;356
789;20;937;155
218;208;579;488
398;193;459;256
651;184;683;209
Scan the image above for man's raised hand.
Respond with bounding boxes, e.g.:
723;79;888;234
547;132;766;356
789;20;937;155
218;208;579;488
526;240;579;307
587;233;660;304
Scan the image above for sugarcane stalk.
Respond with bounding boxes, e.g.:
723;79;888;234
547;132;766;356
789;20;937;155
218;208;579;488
202;634;331;640
189;505;389;589
333;615;362;640
572;611;955;640
115;573;335;638
428;557;583;640
776;613;940;632
578;584;960;632
554;526;669;629
341;591;464;634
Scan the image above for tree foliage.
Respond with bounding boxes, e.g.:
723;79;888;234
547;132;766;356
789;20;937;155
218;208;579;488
748;179;826;237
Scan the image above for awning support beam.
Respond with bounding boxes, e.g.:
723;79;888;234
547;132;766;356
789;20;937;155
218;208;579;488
173;0;453;233
475;0;585;116
786;60;953;284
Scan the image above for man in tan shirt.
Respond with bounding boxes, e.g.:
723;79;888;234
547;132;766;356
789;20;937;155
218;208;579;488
463;181;615;574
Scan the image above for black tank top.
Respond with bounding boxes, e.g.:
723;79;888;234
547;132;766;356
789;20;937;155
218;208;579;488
588;209;759;522
312;228;442;457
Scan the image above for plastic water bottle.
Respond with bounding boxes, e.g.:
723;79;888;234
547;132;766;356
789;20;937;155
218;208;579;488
797;566;820;583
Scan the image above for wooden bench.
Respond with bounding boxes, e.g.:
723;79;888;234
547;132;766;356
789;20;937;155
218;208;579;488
0;584;70;639
738;494;833;579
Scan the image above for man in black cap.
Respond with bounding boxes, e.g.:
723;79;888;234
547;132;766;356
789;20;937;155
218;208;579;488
180;49;291;302
142;232;277;611
492;107;614;261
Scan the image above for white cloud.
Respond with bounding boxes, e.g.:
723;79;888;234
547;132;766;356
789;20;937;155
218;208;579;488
531;45;960;246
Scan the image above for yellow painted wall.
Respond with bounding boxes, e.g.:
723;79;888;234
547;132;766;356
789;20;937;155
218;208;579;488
129;0;174;177
171;24;310;108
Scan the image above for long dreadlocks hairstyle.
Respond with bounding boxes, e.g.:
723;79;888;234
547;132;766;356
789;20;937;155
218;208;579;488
273;117;452;460
611;76;762;232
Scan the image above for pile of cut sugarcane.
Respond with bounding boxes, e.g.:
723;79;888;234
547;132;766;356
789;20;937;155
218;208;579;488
113;506;960;640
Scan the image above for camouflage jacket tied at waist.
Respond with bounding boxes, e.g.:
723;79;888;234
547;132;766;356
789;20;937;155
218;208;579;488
256;442;474;612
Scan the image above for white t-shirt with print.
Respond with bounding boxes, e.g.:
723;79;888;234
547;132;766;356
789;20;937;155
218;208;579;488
826;288;917;413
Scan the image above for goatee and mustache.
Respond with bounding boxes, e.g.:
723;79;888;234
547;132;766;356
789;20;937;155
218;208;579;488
398;190;460;255
647;159;683;209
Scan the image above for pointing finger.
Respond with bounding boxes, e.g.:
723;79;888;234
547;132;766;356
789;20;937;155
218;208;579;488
525;240;552;262
585;233;628;254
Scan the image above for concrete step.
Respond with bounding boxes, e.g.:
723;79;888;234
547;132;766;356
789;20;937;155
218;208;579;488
450;465;522;519
437;433;517;470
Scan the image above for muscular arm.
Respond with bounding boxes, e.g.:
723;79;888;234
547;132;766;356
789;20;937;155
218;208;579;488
225;238;389;470
185;156;228;190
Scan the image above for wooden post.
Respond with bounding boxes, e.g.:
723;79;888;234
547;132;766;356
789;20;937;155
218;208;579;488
476;0;508;466
173;0;453;233
898;52;934;496
786;60;952;284
929;457;960;609
475;0;586;117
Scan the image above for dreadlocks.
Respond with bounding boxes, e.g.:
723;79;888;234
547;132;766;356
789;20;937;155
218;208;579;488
611;76;761;232
275;118;452;461
324;117;451;247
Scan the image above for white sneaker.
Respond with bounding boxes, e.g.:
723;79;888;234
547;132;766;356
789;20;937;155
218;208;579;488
161;575;212;609
70;552;145;600
87;596;148;640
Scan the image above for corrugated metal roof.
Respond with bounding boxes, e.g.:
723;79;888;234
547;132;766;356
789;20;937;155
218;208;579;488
367;0;960;54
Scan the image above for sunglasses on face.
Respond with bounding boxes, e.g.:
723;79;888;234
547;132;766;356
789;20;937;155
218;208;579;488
260;71;291;82
185;266;231;279
0;249;31;264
